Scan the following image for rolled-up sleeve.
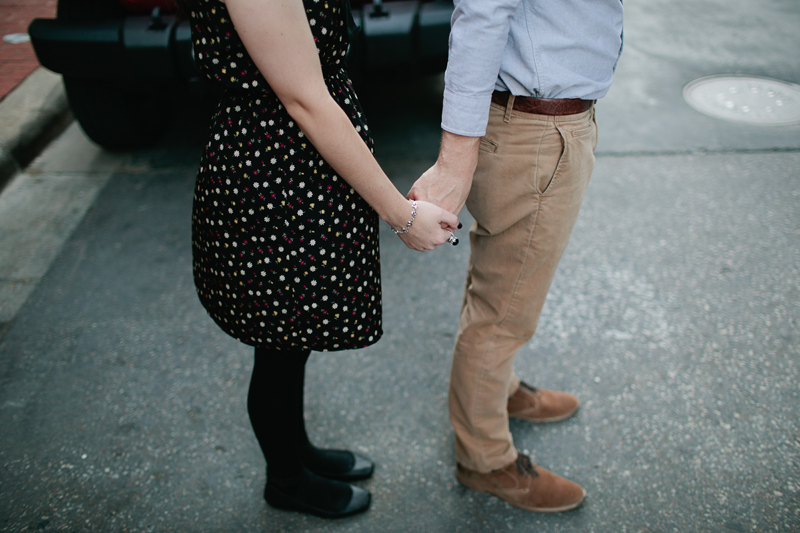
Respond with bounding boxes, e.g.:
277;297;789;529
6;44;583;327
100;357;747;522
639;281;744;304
441;0;521;137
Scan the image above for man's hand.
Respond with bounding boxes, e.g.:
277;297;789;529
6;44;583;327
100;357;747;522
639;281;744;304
408;131;481;215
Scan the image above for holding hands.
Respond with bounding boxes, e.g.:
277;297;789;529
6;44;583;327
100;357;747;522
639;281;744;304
401;131;481;251
393;199;460;252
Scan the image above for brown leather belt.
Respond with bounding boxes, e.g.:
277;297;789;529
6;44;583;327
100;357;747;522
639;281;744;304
491;91;593;116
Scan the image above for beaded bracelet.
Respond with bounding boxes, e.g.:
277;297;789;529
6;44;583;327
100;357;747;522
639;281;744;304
391;200;418;235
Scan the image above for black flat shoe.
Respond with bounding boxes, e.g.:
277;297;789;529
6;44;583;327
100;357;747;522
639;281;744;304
308;451;374;482
264;477;371;519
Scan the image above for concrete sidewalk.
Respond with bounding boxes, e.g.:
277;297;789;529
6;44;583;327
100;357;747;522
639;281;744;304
0;0;68;190
0;68;72;189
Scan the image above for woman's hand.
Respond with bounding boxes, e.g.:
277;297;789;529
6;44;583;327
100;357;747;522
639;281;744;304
397;200;460;252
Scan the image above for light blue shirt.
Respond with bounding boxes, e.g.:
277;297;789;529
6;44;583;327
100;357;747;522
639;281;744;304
441;0;624;137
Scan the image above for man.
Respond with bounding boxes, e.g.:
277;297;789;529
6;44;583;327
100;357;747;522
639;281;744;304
408;0;624;513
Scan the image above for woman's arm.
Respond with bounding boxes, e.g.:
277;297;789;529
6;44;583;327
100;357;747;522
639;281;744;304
225;0;458;250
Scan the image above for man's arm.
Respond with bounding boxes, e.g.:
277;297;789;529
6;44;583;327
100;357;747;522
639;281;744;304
407;131;479;215
408;0;521;213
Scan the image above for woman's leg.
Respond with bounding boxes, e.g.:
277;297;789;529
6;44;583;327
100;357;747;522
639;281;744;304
297;354;374;481
248;347;308;479
248;346;370;518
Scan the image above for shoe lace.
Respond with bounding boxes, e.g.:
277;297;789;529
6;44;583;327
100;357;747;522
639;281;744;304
515;454;539;478
519;381;539;396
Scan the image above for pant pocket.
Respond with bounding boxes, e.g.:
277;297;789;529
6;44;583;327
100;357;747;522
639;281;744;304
467;147;539;236
544;118;597;198
536;125;568;196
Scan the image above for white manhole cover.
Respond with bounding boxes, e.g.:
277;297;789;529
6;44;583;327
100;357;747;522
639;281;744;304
683;75;800;126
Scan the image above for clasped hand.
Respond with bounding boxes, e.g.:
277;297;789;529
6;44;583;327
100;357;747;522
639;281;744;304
398;156;475;251
396;199;459;252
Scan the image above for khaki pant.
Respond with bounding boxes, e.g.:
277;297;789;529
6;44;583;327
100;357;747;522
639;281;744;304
449;97;598;472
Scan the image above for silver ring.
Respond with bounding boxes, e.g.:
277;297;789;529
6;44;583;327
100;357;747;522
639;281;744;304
448;231;459;246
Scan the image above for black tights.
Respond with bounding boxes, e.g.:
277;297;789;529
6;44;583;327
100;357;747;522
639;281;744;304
248;347;355;509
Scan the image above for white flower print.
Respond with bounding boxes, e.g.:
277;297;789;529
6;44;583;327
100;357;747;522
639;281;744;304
192;1;382;350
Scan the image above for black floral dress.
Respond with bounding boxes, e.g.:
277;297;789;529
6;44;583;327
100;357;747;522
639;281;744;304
189;0;382;351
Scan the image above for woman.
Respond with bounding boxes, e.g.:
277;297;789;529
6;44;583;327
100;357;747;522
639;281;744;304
175;0;459;520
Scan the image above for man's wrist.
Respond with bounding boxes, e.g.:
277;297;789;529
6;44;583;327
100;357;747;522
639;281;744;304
438;131;480;179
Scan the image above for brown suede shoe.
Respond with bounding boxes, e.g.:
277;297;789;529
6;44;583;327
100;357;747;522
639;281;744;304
456;454;586;513
507;381;580;423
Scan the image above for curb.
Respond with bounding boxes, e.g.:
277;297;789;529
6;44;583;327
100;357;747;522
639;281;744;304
0;68;73;192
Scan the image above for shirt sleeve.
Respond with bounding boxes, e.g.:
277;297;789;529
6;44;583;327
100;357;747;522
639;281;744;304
441;0;522;137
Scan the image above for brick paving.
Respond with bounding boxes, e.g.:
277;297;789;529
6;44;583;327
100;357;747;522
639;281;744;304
0;0;56;100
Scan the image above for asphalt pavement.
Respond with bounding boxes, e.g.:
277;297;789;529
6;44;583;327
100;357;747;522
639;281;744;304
1;0;799;531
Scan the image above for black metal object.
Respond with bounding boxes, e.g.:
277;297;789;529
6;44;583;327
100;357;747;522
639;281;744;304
26;0;452;149
30;1;451;83
29;10;197;82
369;0;390;18
148;7;168;30
352;0;451;74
